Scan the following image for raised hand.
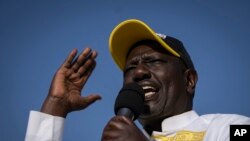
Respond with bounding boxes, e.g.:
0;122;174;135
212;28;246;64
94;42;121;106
41;48;101;117
101;116;149;141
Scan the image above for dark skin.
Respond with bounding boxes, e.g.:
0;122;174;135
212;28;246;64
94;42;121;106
101;41;198;140
41;41;197;141
41;48;101;117
123;42;197;134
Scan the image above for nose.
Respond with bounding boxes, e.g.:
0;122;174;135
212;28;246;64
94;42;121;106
133;64;151;82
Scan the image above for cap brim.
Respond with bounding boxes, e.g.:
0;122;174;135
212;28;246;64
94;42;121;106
109;19;180;70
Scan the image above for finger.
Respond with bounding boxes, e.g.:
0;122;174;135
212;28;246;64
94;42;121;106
78;94;102;109
109;116;132;129
78;57;96;76
77;59;96;86
90;50;98;59
101;130;117;141
71;48;92;72
78;50;97;77
68;58;96;82
74;50;97;75
62;49;78;68
102;117;124;140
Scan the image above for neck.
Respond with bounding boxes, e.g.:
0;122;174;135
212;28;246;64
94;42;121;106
140;118;164;135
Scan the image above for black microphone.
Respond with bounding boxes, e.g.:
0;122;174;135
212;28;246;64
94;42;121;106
114;83;145;120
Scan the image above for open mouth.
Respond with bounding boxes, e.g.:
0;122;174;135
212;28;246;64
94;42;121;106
141;84;159;101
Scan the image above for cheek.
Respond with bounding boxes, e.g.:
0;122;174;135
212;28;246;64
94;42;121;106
123;76;133;85
156;70;185;106
153;81;182;116
163;77;187;108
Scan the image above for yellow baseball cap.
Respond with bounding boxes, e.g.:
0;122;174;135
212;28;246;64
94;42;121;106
109;19;193;70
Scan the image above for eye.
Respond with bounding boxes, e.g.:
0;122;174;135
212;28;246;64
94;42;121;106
147;58;167;64
124;65;136;75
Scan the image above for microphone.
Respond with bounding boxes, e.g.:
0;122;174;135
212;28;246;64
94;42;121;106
114;83;145;120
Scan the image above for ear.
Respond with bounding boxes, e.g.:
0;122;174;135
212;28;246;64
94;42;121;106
184;69;198;96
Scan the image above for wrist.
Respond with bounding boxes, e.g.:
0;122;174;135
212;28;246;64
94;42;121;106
40;96;69;118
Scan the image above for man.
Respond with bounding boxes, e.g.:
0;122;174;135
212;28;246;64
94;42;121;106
25;19;250;141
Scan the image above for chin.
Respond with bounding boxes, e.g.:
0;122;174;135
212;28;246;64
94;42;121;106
139;109;164;122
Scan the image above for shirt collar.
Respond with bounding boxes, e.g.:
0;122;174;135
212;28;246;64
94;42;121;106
161;110;199;132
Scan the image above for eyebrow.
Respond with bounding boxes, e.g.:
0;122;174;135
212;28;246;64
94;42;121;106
126;52;165;65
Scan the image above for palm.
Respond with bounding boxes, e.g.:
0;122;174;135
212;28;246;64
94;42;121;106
41;48;101;117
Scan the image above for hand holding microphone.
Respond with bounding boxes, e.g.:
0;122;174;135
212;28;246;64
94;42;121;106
101;83;149;141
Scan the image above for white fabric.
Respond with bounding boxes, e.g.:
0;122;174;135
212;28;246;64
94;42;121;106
24;110;250;141
150;111;250;141
25;111;65;141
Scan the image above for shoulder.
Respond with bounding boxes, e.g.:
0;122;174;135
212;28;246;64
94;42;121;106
200;113;250;125
199;113;250;140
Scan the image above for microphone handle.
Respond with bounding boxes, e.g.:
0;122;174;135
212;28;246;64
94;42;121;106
117;107;135;120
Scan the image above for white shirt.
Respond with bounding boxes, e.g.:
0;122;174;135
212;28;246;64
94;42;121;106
150;111;250;141
25;110;250;141
25;111;65;141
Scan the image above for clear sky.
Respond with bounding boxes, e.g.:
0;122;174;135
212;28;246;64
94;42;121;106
0;0;250;140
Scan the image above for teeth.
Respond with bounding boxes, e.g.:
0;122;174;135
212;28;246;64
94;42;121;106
145;92;156;97
142;86;156;91
142;85;157;98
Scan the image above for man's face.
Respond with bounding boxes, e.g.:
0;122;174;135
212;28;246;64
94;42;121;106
123;41;192;126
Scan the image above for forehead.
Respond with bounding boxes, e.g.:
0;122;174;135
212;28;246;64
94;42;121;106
126;40;170;60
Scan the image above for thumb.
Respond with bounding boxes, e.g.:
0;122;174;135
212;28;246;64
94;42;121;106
78;94;102;109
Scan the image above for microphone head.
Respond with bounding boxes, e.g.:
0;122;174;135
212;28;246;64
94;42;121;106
114;83;145;120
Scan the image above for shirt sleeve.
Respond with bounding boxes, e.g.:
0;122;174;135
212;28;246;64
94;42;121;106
25;111;65;141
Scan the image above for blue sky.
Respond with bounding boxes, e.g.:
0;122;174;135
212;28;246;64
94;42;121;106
0;0;250;140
